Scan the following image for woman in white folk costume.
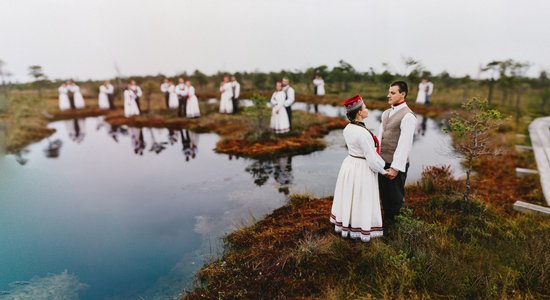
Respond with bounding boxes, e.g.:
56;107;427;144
270;81;290;134
415;79;428;104
168;80;179;109
69;82;86;109
98;81;114;109
313;75;325;96
124;84;140;117
185;80;200;118
219;76;233;113
58;83;71;111
330;95;387;242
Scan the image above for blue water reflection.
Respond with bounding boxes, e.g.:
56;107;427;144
0;104;462;299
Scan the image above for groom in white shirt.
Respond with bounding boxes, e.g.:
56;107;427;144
377;81;416;227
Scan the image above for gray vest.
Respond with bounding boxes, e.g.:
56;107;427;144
380;106;413;164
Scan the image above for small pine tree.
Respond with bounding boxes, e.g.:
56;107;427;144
447;98;503;202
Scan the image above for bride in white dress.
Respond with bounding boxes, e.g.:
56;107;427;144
330;95;388;242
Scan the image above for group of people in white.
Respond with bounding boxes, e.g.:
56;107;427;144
269;77;295;134
58;81;86;110
160;78;201;118
415;78;434;105
219;75;241;114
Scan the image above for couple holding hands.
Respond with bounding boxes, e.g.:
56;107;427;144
331;81;415;242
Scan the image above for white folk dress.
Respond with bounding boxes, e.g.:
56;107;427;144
270;91;290;133
98;85;111;109
124;89;140;117
186;86;200;118
72;85;86;109
168;84;179;109
219;82;233;113
415;82;428;104
330;123;386;242
313;78;325;96
58;85;71;111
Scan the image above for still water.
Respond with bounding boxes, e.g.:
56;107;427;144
0;104;462;299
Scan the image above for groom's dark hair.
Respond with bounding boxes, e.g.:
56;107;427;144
390;81;408;98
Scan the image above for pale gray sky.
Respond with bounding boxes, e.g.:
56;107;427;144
1;0;548;82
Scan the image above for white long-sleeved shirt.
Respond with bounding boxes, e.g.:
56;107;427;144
344;124;386;174
160;83;169;93
377;103;416;172
231;81;240;98
427;82;434;95
100;84;114;95
220;82;233;98
176;83;188;97
132;85;143;97
282;86;295;107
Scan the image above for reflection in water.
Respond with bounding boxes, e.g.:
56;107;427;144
130;127;146;155
65;119;86;143
148;128;168;154
245;156;293;195
415;115;428;138
43;138;62;158
180;129;199;161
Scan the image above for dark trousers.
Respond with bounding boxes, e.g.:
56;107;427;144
178;96;187;117
378;162;409;226
108;94;115;109
68;94;75;109
135;97;141;113
164;92;170;109
285;106;292;129
232;97;239;114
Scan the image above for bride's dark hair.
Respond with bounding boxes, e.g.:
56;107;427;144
346;106;361;122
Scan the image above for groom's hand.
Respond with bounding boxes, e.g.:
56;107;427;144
385;168;398;180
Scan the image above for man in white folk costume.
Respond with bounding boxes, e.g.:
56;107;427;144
176;78;188;117
331;95;388;242
378;81;416;228
130;80;143;112
160;78;170;109
219;76;233;113
231;75;241;114
98;80;114;109
281;77;295;129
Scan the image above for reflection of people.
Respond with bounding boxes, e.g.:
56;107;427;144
69;81;86;109
313;75;325;96
65;118;86;143
44;138;62;158
148;128;168;154
98;80;114;109
130;127;146;155
160;78;170;109
167;129;178;145
282;77;295;129
219;76;233;113
58;82;71;111
124;84;140;117
331;95;387;242
415;115;427;137
231;75;240;114
425;79;434;105
415;78;429;105
185;80;200;118
378;81;416;227
176;78;188;116
270;81;290;134
273;156;293;195
180;129;192;161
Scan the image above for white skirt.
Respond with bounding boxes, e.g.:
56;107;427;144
59;94;71;111
74;92;86;108
98;93;110;109
168;93;179;109
270;106;290;133
186;95;200;118
124;98;140;117
416;90;426;104
219;94;233;113
330;155;383;242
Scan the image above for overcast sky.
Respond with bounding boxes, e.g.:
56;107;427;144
1;0;548;82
